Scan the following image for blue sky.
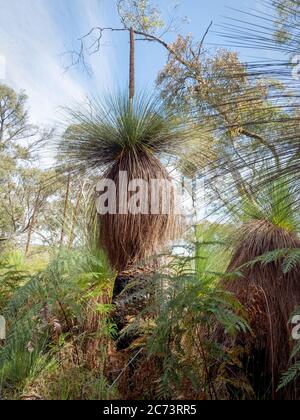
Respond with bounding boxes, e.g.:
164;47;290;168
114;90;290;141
0;0;268;126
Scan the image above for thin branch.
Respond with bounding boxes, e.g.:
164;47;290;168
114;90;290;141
63;23;213;78
109;347;144;389
198;21;213;56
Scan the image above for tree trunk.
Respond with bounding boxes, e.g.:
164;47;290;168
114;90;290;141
25;190;41;255
60;173;71;247
68;187;81;249
129;27;135;101
112;267;154;351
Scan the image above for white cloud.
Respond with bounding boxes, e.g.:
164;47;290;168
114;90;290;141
0;54;6;80
0;0;114;126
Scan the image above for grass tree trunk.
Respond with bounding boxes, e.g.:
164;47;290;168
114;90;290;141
217;221;300;399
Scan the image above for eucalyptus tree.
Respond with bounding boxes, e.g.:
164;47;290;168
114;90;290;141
0;83;56;252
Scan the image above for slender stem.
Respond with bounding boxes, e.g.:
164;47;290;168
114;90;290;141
68;187;81;249
259;286;276;400
25;189;41;255
109;347;144;389
60;173;71;247
129;27;135;101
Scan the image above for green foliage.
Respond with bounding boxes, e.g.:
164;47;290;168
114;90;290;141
58;92;198;177
0;83;55;244
0;251;31;312
25;362;118;400
272;0;300;44
239;177;299;233
278;305;300;391
117;244;249;399
150;277;248;399
245;248;300;274
194;223;232;274
117;0;164;34
0;83;31;148
0;246;116;400
278;360;300;390
1;2;300;400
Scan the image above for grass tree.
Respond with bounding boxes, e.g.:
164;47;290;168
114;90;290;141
56;92;201;345
218;178;300;399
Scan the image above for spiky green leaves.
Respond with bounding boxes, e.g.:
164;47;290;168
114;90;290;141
59;92;193;177
238;177;300;234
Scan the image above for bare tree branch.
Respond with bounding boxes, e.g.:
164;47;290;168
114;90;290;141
63;20;213;78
